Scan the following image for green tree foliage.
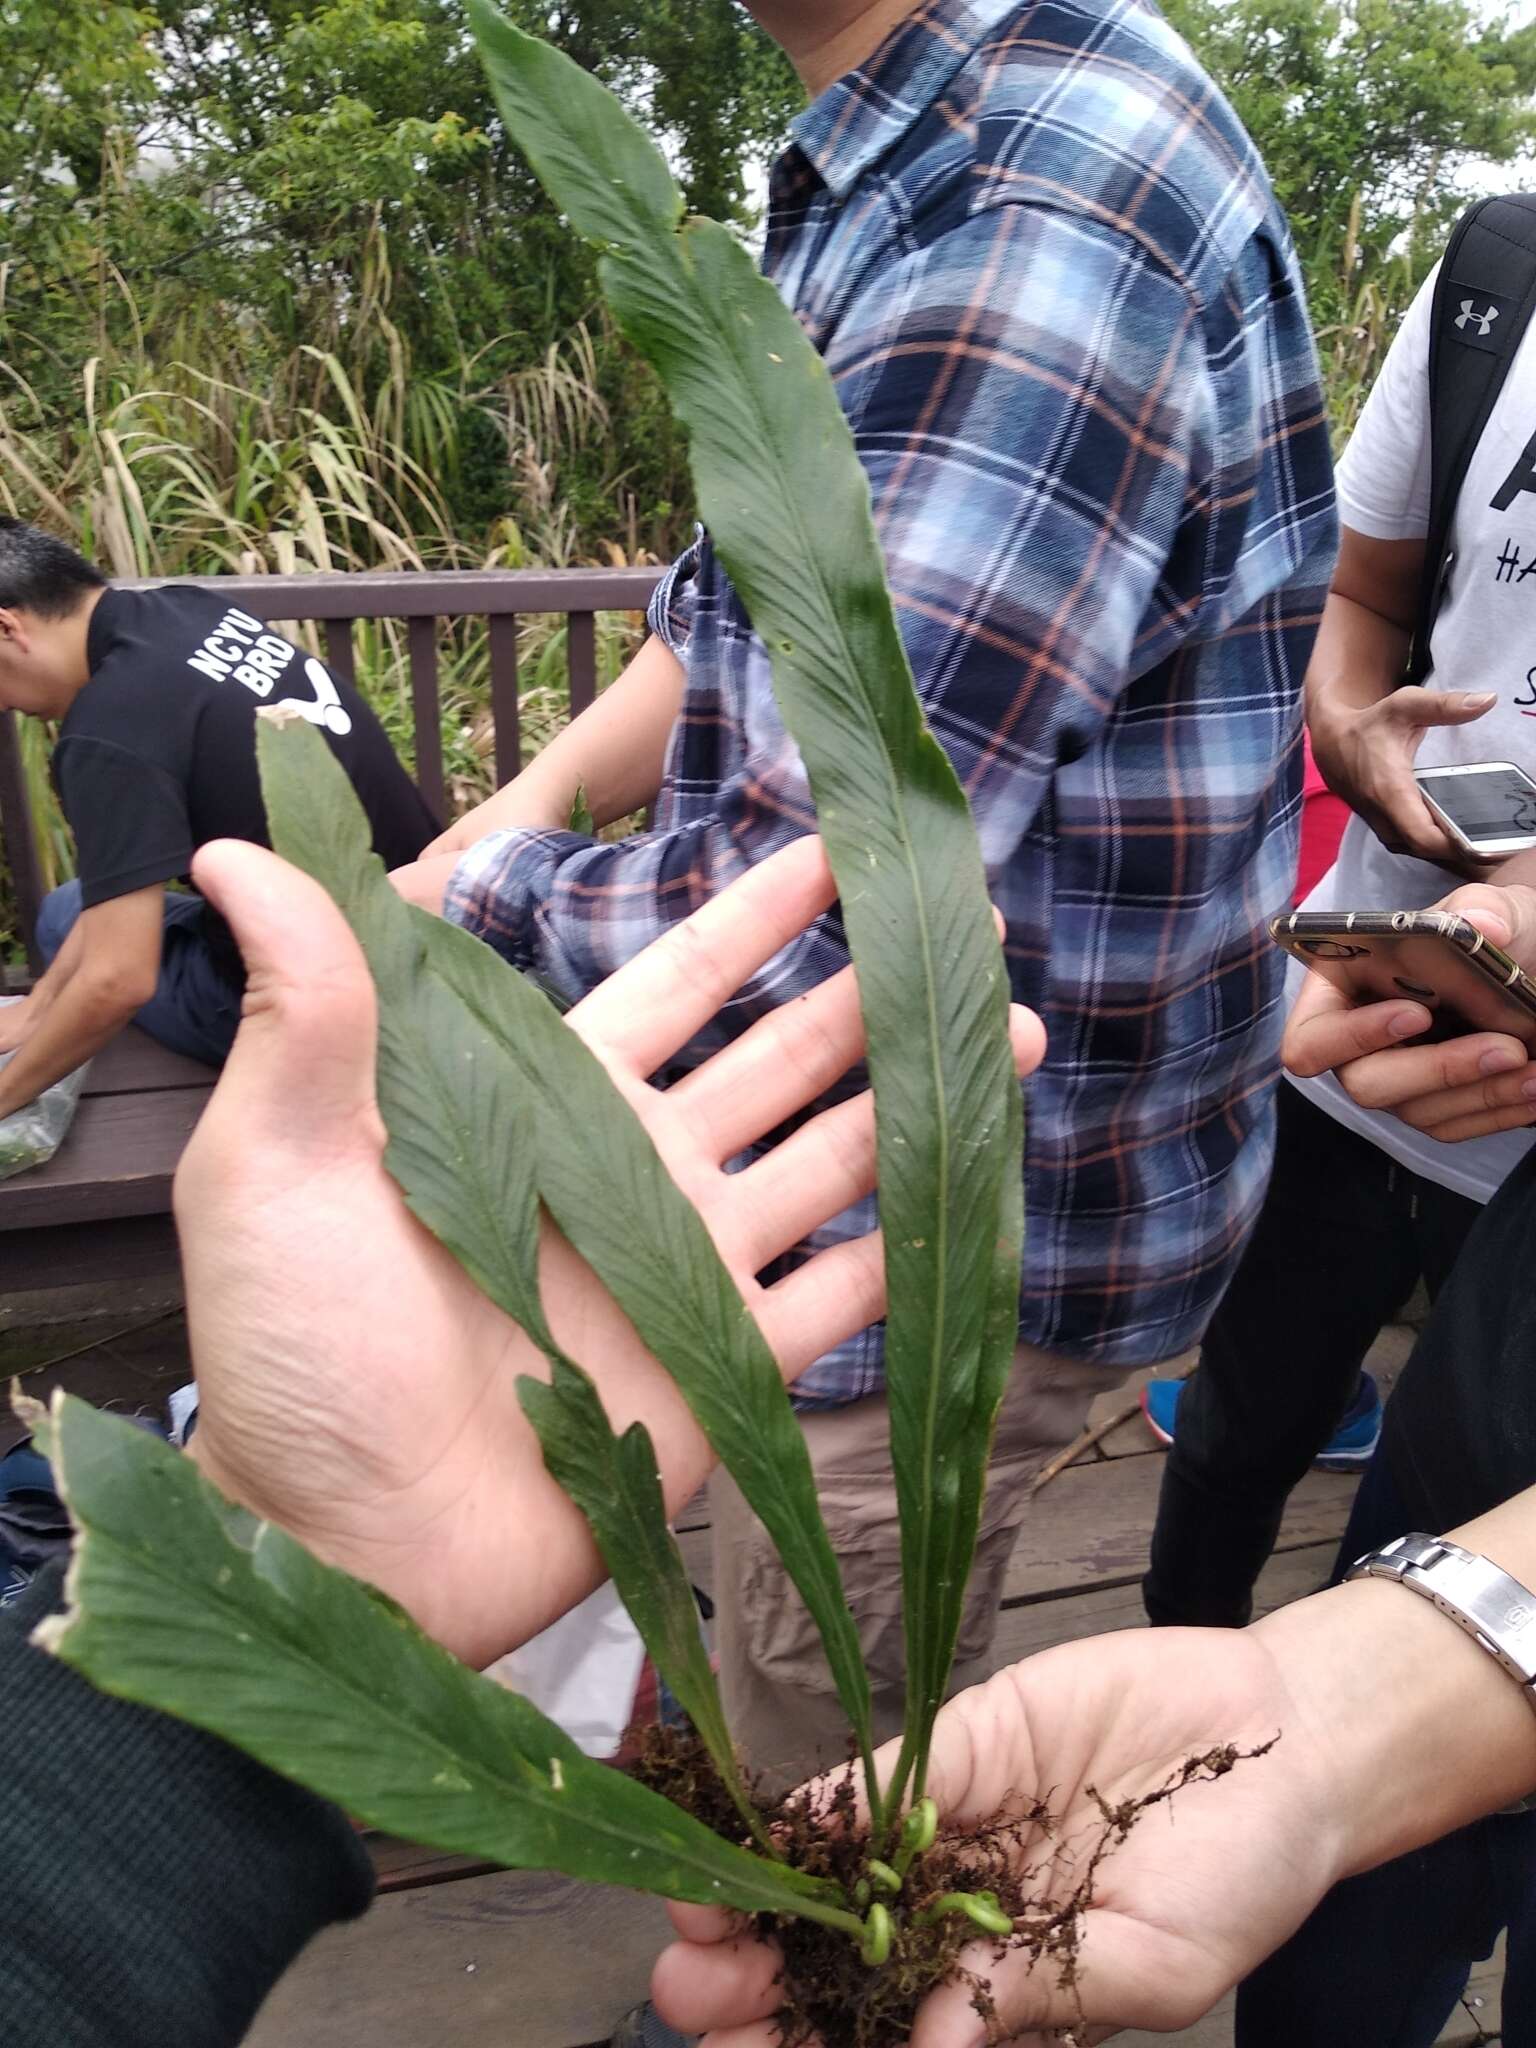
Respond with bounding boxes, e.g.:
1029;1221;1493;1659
1166;0;1536;433
0;0;802;561
5;0;1535;554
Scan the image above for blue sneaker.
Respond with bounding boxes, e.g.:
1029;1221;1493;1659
1140;1371;1382;1471
1314;1373;1383;1470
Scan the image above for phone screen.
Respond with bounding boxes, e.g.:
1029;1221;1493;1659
1421;767;1536;843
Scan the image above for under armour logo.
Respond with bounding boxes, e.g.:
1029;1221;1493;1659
1457;299;1500;337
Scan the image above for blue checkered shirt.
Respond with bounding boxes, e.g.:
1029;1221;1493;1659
447;0;1338;1403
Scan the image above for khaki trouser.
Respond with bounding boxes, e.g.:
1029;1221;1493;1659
709;1342;1130;1793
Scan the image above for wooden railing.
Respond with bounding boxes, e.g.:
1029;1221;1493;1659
0;566;663;970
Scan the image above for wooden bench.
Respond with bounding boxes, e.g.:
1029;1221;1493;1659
5;1029;213;1294
1;566;661;1297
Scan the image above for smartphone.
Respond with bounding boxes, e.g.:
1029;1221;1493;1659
1271;909;1536;1051
1414;761;1536;862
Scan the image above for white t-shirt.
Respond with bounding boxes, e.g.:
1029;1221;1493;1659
1289;261;1536;1203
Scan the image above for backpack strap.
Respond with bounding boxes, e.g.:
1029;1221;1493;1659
1408;193;1536;682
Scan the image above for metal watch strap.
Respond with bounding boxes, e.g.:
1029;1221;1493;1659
1347;1533;1536;1710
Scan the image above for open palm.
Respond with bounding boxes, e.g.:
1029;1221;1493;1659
176;834;1044;1670
655;1625;1346;2045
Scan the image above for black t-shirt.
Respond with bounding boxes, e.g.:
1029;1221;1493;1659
1385;1144;1536;1529
53;587;440;978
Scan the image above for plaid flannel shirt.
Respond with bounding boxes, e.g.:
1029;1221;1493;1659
447;0;1338;1403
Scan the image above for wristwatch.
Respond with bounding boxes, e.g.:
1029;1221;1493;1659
1347;1532;1536;1711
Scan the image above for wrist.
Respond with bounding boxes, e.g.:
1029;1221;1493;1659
492;761;578;832
1306;659;1396;742
1254;1569;1536;1881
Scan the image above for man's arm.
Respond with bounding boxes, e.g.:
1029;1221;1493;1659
422;635;686;858
0;916;87;1054
1306;526;1496;865
0;888;162;1120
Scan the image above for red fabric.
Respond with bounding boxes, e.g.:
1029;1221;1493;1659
1296;730;1350;903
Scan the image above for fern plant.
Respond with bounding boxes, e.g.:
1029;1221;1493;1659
30;5;1030;2035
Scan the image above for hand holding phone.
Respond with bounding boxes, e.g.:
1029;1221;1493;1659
1273;908;1536;1048
1277;888;1536;1144
1415;761;1536;864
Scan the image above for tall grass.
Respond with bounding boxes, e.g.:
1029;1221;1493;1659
1310;194;1425;450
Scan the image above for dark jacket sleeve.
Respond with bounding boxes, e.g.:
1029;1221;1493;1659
2;1560;374;2047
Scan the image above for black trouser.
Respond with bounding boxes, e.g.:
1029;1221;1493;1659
1142;1084;1481;1629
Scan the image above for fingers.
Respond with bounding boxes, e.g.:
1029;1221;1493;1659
1339;1027;1530;1105
1392;688;1498;728
669;964;866;1161
733;1092;879;1267
1006;1001;1048;1082
1439;881;1536;974
1367;776;1458;864
185;841;381;1150
1403;1089;1536;1144
1384;1063;1536;1142
652;1928;784;2036
1282;974;1430;1079
1358;693;1492;862
731;1007;1042;1267
679;989;1045;1173
753;1232;886;1380
666;1904;740;1943
570;838;837;1075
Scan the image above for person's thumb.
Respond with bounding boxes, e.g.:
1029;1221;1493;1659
1390;687;1499;728
1444;880;1536;969
187;839;382;1149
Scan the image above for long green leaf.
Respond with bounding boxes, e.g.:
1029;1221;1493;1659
469;3;1024;1816
255;727;762;1827
254;709;558;1344
520;1356;767;1849
257;715;877;1792
35;1395;857;1929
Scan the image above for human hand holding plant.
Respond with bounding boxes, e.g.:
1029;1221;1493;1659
179;830;955;1670
654;1548;1536;2045
653;1629;1329;2044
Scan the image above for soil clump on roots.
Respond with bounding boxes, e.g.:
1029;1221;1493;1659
631;1724;1273;2048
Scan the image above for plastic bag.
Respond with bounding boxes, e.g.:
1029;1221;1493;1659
0;997;92;1182
484;1579;646;1758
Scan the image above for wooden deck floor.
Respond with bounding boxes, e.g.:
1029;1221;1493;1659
235;1319;1501;2048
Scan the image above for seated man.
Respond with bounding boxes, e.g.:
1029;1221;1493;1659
0;520;438;1116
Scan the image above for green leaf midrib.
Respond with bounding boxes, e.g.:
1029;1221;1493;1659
385;1014;561;1356
665;227;962;1678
